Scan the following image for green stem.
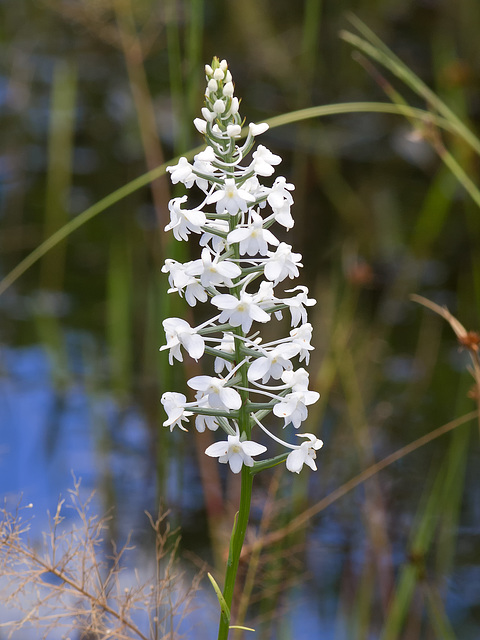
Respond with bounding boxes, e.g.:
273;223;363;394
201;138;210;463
217;468;254;640
215;141;254;637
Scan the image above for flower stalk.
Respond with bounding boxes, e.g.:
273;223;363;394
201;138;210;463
161;57;323;637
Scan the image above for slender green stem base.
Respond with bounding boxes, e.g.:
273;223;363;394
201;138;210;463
217;467;254;640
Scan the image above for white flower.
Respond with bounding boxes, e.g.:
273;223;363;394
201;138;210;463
264;243;302;285
253;280;276;305
201;107;216;123
223;81;234;98
212;291;271;333
195;145;216;163
290;323;314;364
272;202;294;230
162;259;191;290
205;429;267;473
227;97;239;117
273;389;320;428
184;281;208;307
161;260;207;307
194;118;207;134
227;124;242;138
242;175;263;199
281;367;311;392
164;196;206;241
282;286;316;327
267;176;294;209
192;146;217;193
199;219;229;253
213;99;225;114
249;122;269;136
161;392;192;432
286;433;323;473
185;247;241;288
247;343;300;383
207;178;255;215
207;78;218;92
250;145;282;177
160;318;205;364
267;177;295;229
187;375;241;410
227;211;279;256
214;333;236;373
195;413;220;432
166;157;196;188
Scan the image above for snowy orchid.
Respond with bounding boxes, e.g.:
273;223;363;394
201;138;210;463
160;318;205;364
185;247;242;288
160;57;321;475
205;428;267;473
286;433;324;473
212;291;271;333
161;392;193;432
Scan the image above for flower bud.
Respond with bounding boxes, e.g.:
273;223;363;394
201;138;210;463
201;107;216;122
213;99;226;114
223;81;234;98
208;78;218;93
193;118;207;134
227;124;242;138
213;68;225;81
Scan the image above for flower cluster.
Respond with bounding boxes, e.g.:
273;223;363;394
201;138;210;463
161;57;322;474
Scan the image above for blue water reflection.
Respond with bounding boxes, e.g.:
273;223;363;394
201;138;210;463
0;341;156;530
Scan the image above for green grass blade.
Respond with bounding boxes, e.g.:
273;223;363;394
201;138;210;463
0;102;463;298
340;17;480;156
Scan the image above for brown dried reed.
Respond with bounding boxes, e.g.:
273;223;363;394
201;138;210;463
0;477;203;640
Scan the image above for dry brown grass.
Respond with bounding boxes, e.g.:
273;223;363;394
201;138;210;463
0;477;203;640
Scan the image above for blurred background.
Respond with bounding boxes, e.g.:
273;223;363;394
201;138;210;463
1;0;480;638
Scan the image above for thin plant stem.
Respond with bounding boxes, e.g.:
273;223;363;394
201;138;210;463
217;469;254;640
216;161;256;640
435;141;480;209
233;472;281;640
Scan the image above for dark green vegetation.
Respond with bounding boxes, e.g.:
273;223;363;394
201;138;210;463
1;1;480;638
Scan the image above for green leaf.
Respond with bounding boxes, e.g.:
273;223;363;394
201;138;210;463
207;573;230;624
